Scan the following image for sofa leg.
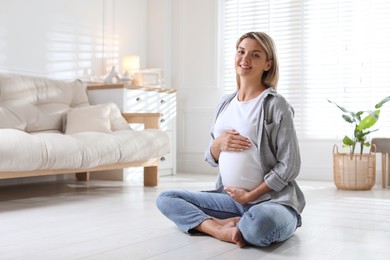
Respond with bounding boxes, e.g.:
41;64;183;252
144;166;159;186
76;172;90;181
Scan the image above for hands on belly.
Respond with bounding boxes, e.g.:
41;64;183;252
224;186;252;204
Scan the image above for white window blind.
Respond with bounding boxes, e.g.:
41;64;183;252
221;0;390;141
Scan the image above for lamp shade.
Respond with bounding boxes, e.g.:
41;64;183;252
122;56;140;72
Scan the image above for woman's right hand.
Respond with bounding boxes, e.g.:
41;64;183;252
210;130;251;161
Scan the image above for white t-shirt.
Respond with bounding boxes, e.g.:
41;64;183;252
214;92;265;191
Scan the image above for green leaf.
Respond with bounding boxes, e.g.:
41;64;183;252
375;96;390;109
343;136;354;146
342;114;354;123
355;111;363;121
328;100;352;114
357;110;380;130
328;100;358;123
357;129;378;139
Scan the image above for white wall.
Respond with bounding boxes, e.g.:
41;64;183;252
0;0;146;80
170;0;223;176
147;0;221;176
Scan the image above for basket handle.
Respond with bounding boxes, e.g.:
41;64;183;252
333;144;339;154
370;143;376;154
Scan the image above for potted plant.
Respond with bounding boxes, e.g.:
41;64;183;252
328;96;390;190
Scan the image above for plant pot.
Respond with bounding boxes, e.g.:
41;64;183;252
333;144;376;190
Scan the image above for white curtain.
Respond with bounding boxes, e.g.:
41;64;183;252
221;0;390;140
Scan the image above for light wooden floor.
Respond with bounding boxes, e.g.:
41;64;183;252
1;173;389;260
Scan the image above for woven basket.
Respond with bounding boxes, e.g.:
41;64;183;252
333;144;376;190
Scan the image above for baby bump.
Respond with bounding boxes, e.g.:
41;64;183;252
219;149;262;191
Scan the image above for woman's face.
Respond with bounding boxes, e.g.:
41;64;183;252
235;38;272;80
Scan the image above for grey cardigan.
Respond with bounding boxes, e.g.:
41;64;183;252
204;88;306;214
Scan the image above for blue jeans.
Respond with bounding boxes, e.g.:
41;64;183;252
156;190;300;247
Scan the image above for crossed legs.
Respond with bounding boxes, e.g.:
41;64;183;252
156;190;299;248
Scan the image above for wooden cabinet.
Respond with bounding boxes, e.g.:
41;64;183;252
87;84;177;179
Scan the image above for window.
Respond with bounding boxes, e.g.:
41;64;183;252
221;0;390;140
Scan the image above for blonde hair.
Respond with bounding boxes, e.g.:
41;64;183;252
235;32;279;90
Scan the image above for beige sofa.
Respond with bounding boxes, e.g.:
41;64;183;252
0;74;170;186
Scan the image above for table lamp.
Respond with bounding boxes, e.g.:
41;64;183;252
121;55;140;85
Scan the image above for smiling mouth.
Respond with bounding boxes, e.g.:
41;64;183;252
240;64;252;69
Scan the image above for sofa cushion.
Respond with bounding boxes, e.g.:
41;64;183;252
108;102;132;131
0;74;89;132
0;105;27;130
64;103;131;134
65;104;112;134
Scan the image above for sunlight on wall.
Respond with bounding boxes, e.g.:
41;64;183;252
46;15;100;80
0;0;121;81
44;3;119;80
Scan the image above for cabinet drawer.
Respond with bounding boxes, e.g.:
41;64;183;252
160;152;173;170
160;92;176;131
124;89;159;112
160;115;175;131
123;90;176;113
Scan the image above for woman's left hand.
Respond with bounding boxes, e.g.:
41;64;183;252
224;186;252;204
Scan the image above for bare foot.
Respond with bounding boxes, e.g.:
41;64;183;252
231;226;246;248
215;224;246;248
194;218;246;248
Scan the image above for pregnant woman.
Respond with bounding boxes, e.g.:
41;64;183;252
156;32;306;248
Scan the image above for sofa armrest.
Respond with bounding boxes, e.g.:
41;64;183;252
121;113;161;129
